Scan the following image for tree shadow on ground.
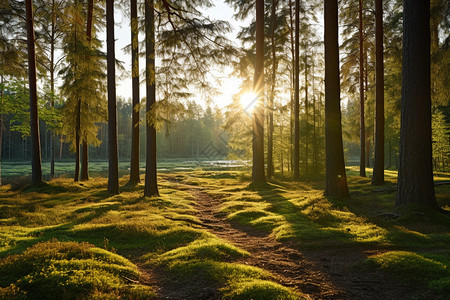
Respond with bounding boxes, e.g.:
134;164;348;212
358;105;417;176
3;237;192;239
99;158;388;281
245;182;439;299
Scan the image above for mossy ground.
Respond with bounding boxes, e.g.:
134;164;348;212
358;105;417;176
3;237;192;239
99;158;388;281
0;174;302;299
171;168;450;297
0;168;449;299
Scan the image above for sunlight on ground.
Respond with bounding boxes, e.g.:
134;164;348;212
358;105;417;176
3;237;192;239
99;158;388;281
0;171;449;298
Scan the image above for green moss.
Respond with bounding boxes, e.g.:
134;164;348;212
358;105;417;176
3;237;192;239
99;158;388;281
365;251;450;289
154;237;249;265
0;240;155;299
223;279;303;300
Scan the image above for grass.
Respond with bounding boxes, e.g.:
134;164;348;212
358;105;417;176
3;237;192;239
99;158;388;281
170;169;450;297
364;251;450;294
0;168;449;298
0;240;155;299
0;174;302;299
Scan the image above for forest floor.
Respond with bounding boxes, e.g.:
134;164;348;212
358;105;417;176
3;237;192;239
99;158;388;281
0;169;449;299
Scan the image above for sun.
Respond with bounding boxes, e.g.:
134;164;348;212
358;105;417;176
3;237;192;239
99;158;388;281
240;92;258;112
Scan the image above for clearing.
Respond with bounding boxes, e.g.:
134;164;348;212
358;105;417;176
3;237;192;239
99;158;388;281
0;170;449;299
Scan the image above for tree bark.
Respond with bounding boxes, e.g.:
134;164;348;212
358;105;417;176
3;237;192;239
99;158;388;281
358;0;366;177
26;0;42;184
0;80;3;186
304;53;309;177
293;0;300;180
324;0;349;198
312;57;317;173
80;140;89;181
107;0;119;194
144;0;159;196
267;0;277;180
288;0;294;175
372;0;385;185
74;98;81;182
80;0;94;182
251;0;266;183
50;0;56;179
396;0;437;209
129;0;140;184
387;138;391;169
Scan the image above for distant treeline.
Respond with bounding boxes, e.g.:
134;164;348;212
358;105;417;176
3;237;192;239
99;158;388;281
1;99;227;162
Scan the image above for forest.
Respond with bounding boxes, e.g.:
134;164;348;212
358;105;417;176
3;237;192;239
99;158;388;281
0;0;449;299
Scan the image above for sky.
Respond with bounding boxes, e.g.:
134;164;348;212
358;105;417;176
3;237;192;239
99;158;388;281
110;0;246;110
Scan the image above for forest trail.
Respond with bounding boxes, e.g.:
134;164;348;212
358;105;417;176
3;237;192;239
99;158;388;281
189;187;341;299
164;177;416;300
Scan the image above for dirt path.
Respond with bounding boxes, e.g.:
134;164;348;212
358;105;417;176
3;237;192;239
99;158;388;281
172;181;415;300
190;187;342;299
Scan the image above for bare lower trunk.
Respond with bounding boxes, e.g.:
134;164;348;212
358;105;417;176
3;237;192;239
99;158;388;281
359;0;366;177
312;61;318;173
81;140;89;181
0;127;2;187
107;0;119;194
251;0;266;183
396;0;437;209
365;131;371;168
267;0;277;180
144;0;159;196
293;0;300;180
0;89;3;186
129;0;140;184
324;0;349;198
372;0;385;185
59;134;63;159
387;139;391;169
304;54;309;177
26;0;42;184
50;1;55;179
74;99;81;182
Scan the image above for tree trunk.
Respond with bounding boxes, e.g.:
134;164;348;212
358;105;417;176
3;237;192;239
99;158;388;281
251;0;266;183
304;54;309;177
387;138;391;169
372;0;385;185
59;133;63;159
293;0;300;180
129;0;140;184
0;81;3;186
74;99;81;182
324;0;349;198
80;140;89;181
80;0;94;182
267;0;277;180
358;0;366;177
396;0;437;209
74;7;80;182
144;0;159;196
312;57;317;173
288;0;294;176
26;0;42;184
50;0;56;179
366;130;370;168
107;0;119;194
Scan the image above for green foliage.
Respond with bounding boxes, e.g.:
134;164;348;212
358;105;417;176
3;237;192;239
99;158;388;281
0;0;27;77
432;109;450;171
0;79;62;137
59;0;106;150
